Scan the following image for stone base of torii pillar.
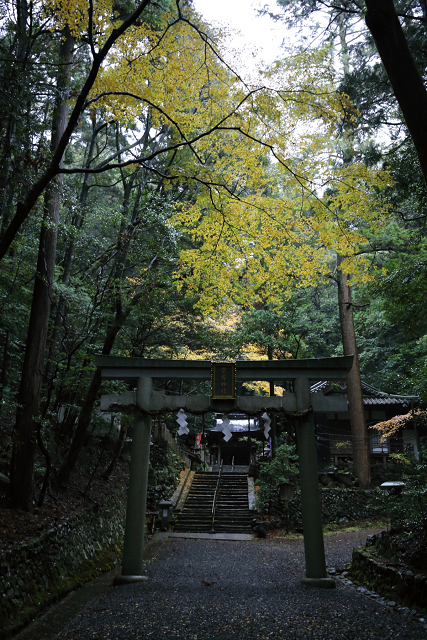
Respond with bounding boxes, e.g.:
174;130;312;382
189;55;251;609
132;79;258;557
96;355;353;588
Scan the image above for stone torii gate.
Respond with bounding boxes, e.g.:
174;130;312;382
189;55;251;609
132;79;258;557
96;354;353;588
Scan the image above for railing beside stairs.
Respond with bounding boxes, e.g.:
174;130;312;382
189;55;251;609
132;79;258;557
211;460;223;533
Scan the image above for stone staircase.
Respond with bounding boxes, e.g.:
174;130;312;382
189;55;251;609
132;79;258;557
214;473;253;533
173;471;253;534
173;472;217;533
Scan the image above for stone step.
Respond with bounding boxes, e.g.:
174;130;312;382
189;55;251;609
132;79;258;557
216;513;252;520
179;513;212;523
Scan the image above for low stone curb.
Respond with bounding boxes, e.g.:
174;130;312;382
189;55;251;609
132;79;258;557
329;567;427;626
348;547;427;613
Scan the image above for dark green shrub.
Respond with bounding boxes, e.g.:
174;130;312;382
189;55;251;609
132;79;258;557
255;442;299;512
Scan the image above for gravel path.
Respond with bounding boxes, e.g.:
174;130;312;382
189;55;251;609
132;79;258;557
55;530;426;640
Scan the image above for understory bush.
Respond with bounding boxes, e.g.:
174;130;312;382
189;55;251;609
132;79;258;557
378;449;427;530
147;443;181;510
255;442;299;512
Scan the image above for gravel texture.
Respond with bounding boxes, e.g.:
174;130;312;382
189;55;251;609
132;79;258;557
55;530;426;640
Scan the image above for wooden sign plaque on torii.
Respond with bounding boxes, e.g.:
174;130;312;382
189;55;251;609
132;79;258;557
96;354;353;589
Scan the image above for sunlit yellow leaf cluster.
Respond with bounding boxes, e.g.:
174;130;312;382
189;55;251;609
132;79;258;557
173;158;391;312
242;381;286;396
46;0;116;39
49;4;393;314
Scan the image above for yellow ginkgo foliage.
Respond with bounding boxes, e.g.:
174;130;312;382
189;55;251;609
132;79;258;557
173;158;391;313
45;2;392;313
46;0;117;39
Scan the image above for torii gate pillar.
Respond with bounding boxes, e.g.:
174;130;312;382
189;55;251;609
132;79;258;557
114;377;152;585
295;377;333;587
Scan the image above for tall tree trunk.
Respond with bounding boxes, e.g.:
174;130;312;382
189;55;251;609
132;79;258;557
102;418;129;480
55;306;130;490
337;256;371;489
268;345;277;457
0;0;29;238
56;128;158;490
43;115;99;415
332;24;371;487
365;0;427;184
10;30;74;510
0;329;9;411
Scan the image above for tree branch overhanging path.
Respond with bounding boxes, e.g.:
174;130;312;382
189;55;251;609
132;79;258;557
0;0;256;260
0;0;352;263
364;0;427;185
0;0;152;261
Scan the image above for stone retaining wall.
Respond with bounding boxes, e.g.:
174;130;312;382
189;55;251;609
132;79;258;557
270;488;385;527
0;491;127;634
350;544;427;612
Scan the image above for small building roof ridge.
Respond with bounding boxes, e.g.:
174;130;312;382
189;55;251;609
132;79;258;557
310;379;418;402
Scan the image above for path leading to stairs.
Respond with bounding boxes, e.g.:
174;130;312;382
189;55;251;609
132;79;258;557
16;528;427;640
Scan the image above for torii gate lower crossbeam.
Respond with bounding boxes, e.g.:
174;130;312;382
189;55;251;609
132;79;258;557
96;355;353;589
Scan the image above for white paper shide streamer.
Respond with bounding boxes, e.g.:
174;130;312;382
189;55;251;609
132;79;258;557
176;408;189;435
261;412;271;439
220;414;232;442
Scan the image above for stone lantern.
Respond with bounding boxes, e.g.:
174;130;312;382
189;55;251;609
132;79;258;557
279;481;294;502
158;500;173;530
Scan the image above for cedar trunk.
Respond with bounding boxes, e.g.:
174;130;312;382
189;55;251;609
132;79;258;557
337;257;371;489
10;31;74;510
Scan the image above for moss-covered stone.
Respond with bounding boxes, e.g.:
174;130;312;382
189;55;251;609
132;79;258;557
348;532;427;613
0;493;126;635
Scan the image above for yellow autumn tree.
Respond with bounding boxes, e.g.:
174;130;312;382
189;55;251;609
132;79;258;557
172;139;391;313
43;2;389;308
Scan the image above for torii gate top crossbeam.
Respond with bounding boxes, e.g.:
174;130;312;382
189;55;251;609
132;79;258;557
95;355;353;382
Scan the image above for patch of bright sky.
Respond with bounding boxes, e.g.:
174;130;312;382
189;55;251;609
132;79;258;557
192;0;287;76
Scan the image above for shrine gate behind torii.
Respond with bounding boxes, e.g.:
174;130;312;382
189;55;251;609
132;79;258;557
96;354;353;589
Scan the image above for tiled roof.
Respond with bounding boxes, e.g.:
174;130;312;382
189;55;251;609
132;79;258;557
310;380;416;407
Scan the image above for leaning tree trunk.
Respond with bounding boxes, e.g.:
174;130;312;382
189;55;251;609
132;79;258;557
102;418;129;480
337;256;371;489
55;321;120;491
10;30;74;510
56;133;159;491
365;0;427;184
55;233;153;489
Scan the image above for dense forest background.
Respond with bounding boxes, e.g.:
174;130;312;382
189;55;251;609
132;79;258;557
1;0;427;509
